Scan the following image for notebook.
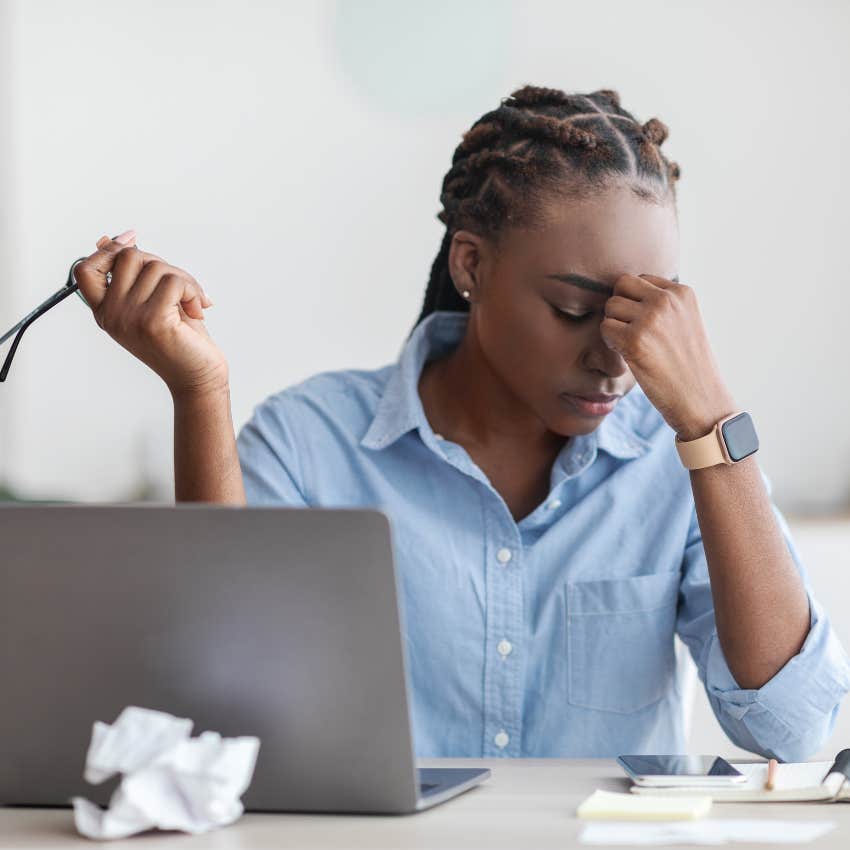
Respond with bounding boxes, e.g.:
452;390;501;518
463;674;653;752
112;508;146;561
630;749;850;803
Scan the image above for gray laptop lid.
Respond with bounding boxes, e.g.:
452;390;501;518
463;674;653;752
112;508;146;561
0;504;421;813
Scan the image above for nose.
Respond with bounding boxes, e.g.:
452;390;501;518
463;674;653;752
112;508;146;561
581;332;630;379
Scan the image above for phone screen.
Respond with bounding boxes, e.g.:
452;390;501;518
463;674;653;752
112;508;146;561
618;755;743;778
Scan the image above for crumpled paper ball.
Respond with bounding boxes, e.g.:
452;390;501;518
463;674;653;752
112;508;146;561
71;706;260;840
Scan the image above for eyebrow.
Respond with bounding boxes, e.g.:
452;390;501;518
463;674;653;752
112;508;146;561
546;272;680;295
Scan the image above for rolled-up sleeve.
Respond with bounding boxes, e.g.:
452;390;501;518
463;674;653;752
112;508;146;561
676;466;850;762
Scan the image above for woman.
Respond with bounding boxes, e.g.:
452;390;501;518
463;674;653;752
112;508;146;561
73;85;849;761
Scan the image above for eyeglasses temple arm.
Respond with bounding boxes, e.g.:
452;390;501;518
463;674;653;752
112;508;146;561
0;283;81;347
0;282;80;382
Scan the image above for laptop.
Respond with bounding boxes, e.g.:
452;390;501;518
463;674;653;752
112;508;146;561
0;504;489;813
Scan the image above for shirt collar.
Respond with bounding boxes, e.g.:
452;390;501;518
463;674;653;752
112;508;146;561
360;310;651;461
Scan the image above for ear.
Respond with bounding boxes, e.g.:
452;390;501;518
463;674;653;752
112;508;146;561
447;229;488;298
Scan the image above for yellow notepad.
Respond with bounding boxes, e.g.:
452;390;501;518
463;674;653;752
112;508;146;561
577;789;712;820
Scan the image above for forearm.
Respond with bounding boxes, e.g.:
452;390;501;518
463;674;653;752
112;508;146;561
172;384;246;505
681;403;810;689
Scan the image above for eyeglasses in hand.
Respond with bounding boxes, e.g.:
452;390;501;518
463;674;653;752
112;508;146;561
0;257;90;382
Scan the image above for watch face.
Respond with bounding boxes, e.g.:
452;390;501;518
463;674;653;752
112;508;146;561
721;412;759;462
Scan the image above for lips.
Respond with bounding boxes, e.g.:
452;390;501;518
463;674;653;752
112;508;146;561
568;392;622;403
560;391;622;417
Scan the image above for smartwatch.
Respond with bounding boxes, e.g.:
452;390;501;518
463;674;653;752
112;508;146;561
675;411;759;470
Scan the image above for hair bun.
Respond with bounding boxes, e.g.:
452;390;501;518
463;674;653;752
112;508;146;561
591;89;621;108
642;117;669;146
460;122;501;152
504;85;572;109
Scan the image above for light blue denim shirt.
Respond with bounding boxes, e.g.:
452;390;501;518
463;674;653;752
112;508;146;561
237;310;850;761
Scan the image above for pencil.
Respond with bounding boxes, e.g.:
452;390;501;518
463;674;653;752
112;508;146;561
764;757;778;791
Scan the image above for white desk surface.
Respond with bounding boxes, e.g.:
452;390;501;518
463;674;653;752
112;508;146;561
1;758;847;849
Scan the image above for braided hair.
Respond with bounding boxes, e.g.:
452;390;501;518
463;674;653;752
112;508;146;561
413;84;681;329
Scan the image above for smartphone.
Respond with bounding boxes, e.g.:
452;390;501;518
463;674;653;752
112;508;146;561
617;754;747;786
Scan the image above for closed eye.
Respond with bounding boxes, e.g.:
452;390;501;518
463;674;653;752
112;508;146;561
551;305;594;323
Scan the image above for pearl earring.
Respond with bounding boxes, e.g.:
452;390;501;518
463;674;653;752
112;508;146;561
462;290;470;299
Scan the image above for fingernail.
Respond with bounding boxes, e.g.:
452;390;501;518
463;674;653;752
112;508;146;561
113;229;136;245
96;235;109;249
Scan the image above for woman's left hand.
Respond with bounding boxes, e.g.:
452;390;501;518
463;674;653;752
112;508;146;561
600;274;738;441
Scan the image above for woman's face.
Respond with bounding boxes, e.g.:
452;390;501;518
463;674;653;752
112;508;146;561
456;184;680;437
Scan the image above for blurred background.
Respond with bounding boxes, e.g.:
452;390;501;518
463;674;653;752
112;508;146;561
1;0;848;757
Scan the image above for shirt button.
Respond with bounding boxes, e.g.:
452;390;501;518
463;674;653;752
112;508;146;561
497;639;512;657
496;548;512;564
494;730;509;749
547;498;562;510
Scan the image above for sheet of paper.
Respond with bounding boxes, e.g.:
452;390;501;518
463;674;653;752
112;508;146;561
631;761;845;801
730;761;833;792
579;818;836;845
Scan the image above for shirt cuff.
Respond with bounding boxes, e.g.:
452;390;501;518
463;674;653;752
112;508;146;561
702;591;850;761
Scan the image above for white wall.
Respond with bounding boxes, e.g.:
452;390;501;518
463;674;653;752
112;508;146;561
0;0;16;479
2;0;850;512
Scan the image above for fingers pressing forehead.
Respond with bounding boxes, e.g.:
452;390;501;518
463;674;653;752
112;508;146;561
613;273;672;300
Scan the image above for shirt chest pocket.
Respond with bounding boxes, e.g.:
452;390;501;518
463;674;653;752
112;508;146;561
565;571;681;714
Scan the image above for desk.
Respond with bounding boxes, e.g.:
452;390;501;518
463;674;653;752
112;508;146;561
1;758;847;849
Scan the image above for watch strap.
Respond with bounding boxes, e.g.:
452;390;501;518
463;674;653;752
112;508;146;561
675;414;738;470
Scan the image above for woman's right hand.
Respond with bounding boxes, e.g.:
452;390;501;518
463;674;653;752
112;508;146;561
74;230;229;399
